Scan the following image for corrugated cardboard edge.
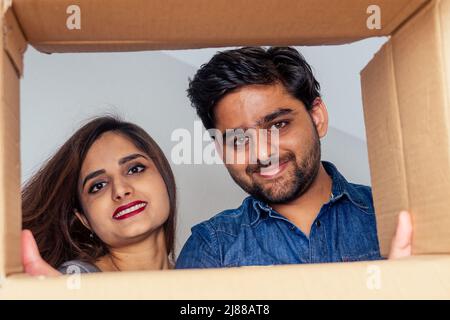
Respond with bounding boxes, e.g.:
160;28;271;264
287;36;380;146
29;39;374;54
0;0;22;282
439;0;450;144
2;1;26;76
1;256;450;299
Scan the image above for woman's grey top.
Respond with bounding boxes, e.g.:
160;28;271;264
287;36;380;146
57;260;101;274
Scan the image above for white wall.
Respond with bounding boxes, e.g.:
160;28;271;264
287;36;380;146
21;38;387;253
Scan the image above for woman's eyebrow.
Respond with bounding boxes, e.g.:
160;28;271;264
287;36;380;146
118;153;149;165
82;154;149;189
82;169;106;189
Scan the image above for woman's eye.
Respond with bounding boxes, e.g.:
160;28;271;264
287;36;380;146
128;164;146;175
271;121;288;130
89;182;107;194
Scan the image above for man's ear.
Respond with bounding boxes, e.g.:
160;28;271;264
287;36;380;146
208;128;225;160
309;97;329;139
74;209;92;231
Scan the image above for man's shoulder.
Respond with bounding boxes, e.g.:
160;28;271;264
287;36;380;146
344;182;374;213
323;161;373;209
348;182;372;197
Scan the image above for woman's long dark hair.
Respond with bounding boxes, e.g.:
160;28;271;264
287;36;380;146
22;116;177;268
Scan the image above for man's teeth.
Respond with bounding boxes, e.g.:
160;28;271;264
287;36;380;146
114;203;146;218
260;165;281;176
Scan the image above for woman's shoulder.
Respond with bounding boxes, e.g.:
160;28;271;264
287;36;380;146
57;260;101;274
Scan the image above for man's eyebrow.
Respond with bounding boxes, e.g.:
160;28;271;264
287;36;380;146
220;108;294;141
82;154;148;189
255;108;294;126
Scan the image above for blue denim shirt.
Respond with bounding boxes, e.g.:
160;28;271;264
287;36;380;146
176;161;382;269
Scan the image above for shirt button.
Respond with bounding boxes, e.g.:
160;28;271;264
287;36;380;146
316;220;321;227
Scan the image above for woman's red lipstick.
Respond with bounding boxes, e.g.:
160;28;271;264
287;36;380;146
112;200;147;220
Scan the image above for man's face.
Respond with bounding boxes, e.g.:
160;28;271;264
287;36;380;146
214;83;327;204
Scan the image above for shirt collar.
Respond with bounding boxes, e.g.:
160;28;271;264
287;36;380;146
322;161;369;210
248;161;369;225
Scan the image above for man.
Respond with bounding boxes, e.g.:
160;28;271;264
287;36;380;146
175;46;412;269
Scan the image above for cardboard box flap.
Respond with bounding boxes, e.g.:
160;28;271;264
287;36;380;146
394;0;450;254
0;0;22;278
361;41;409;257
3;4;26;76
362;0;450;255
1;255;450;299
12;0;429;53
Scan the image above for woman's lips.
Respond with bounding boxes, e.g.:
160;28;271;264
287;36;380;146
113;201;148;220
256;161;289;179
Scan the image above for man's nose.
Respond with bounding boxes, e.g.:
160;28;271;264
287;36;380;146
250;129;278;165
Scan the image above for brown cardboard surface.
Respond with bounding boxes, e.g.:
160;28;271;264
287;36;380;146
393;0;450;254
1;256;450;299
3;5;26;75
0;0;449;298
12;0;428;53
362;0;450;255
361;41;409;257
0;3;22;278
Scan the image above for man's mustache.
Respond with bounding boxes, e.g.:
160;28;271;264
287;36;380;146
246;153;295;175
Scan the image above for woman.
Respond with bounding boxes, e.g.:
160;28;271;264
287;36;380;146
21;116;177;275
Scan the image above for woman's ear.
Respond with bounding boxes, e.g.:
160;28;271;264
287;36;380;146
74;209;92;231
309;97;329;139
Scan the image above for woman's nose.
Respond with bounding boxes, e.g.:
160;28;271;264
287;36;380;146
112;179;133;201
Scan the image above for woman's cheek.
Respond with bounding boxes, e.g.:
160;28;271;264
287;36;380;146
86;196;111;229
158;183;171;222
142;174;171;221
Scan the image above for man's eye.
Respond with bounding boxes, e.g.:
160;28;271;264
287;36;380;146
234;135;249;147
89;182;107;194
271;121;288;130
128;164;146;175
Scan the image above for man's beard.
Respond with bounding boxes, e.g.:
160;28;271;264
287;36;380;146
228;128;321;204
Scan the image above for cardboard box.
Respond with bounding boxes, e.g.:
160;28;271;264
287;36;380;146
1;0;449;299
362;0;450;256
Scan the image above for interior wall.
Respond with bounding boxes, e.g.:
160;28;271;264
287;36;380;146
21;38;387;254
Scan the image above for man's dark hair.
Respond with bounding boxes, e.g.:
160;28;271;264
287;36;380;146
187;46;321;130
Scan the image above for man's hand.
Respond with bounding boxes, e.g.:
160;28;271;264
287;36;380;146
388;210;413;259
21;229;62;277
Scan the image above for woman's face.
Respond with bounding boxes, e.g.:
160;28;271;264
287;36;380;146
76;131;170;248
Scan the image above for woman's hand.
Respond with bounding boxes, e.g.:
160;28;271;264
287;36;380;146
21;229;62;276
388;211;413;259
